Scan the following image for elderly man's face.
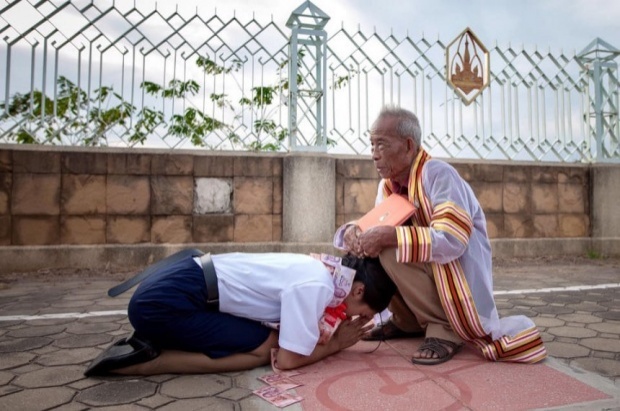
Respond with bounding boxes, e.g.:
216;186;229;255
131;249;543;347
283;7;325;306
369;116;414;183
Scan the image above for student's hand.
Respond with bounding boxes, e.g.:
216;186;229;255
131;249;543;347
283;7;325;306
343;225;364;257
359;226;398;257
332;316;374;350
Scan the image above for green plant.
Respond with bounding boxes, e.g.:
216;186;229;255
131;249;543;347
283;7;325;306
0;54;304;151
1;76;136;145
586;250;603;259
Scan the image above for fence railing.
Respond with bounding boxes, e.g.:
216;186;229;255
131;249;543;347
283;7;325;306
1;0;618;162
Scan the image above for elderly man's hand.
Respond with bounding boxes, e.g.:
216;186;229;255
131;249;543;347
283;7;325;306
343;225;364;257
358;225;398;257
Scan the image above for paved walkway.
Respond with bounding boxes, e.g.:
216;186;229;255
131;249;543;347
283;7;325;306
0;257;619;410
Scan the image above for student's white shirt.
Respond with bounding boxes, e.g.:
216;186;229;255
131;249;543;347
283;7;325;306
209;252;334;356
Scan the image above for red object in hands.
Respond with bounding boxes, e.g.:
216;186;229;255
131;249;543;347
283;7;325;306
324;303;348;322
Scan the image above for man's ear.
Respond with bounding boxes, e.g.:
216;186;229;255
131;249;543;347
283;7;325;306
406;137;416;155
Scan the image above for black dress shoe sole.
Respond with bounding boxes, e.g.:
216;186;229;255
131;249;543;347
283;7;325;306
362;320;425;341
362;329;425;341
84;334;160;377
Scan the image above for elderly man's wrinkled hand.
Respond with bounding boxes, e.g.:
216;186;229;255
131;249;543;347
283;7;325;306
343;225;364;257
358;225;397;257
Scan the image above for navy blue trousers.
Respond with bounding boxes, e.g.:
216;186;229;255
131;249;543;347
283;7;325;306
128;256;271;359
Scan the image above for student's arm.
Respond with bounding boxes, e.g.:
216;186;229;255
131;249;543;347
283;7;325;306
275;316;372;370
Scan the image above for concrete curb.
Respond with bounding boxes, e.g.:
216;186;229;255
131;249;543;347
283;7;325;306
1;238;619;274
540;357;620;410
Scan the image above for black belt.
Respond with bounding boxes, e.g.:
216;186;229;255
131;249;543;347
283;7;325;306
108;249;219;305
198;253;219;304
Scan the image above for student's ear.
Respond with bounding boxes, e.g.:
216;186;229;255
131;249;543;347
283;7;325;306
353;283;365;298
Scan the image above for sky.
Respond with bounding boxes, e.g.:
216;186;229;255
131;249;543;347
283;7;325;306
142;0;620;54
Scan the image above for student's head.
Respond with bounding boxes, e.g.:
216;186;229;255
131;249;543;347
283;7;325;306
341;254;396;319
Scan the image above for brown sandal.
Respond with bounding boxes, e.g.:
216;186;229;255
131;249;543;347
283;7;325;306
410;337;464;365
362;319;424;341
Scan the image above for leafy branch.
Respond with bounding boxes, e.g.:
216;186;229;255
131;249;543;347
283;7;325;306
0;50;332;151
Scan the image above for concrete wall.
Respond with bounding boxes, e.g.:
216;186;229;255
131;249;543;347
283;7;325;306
590;164;620;257
0;145;283;246
0;144;618;272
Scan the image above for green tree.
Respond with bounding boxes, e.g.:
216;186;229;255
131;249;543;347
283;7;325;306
0;50;334;151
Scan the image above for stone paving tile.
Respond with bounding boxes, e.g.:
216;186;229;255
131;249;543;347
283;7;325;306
533;305;576;315
36;347;101;366
596;311;620;320
0;257;618;409
74;379;158;407
159;374;231;398
548;326;597;338
217;386;253;401
32;344;60;355
580;337;620;352
557;313;604;323
0;370;13;385
574;358;620;380
11;363;44;375
7;324;67;338
0;387;76;411
48;402;88;411
65;322;121;335
0;385;21;397
0;352;36;370
136;393;175;409
13;365;85;388
541;294;584;304
146;374;180;383
28;318;74;326
83;405;150;411
157;397;235;410
0;336;53;352
542;341;592;358
54;333;113;349
590;321;620;333
508;298;548;307
601;299;620;309
68;378;103;390
532;316;565;327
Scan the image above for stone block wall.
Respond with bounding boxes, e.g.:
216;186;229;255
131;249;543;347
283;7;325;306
0;147;282;246
335;157;590;239
0;146;592;246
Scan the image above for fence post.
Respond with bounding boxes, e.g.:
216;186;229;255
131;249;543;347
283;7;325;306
285;1;330;151
576;38;620;163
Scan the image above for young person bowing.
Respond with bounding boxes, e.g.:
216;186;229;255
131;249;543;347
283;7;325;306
85;250;396;376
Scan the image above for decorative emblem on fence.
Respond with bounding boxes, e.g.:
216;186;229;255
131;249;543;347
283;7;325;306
446;28;489;106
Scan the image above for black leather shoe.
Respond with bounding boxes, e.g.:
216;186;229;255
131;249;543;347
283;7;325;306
362;319;425;341
84;332;160;377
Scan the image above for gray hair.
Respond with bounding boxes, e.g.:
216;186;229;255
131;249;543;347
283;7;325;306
375;105;422;147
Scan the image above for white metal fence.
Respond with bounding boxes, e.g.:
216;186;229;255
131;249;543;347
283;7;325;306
1;0;618;162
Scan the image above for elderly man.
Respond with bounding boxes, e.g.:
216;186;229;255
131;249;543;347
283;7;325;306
334;106;546;365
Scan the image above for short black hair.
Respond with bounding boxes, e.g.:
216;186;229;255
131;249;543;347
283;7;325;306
341;254;396;313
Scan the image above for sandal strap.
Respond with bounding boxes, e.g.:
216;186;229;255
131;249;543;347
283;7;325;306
417;337;460;357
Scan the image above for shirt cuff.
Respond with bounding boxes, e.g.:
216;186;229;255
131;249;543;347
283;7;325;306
396;226;432;263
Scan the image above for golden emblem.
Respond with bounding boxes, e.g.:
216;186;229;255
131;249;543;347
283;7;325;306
446;28;490;105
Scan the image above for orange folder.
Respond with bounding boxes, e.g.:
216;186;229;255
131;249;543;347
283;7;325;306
357;194;416;232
